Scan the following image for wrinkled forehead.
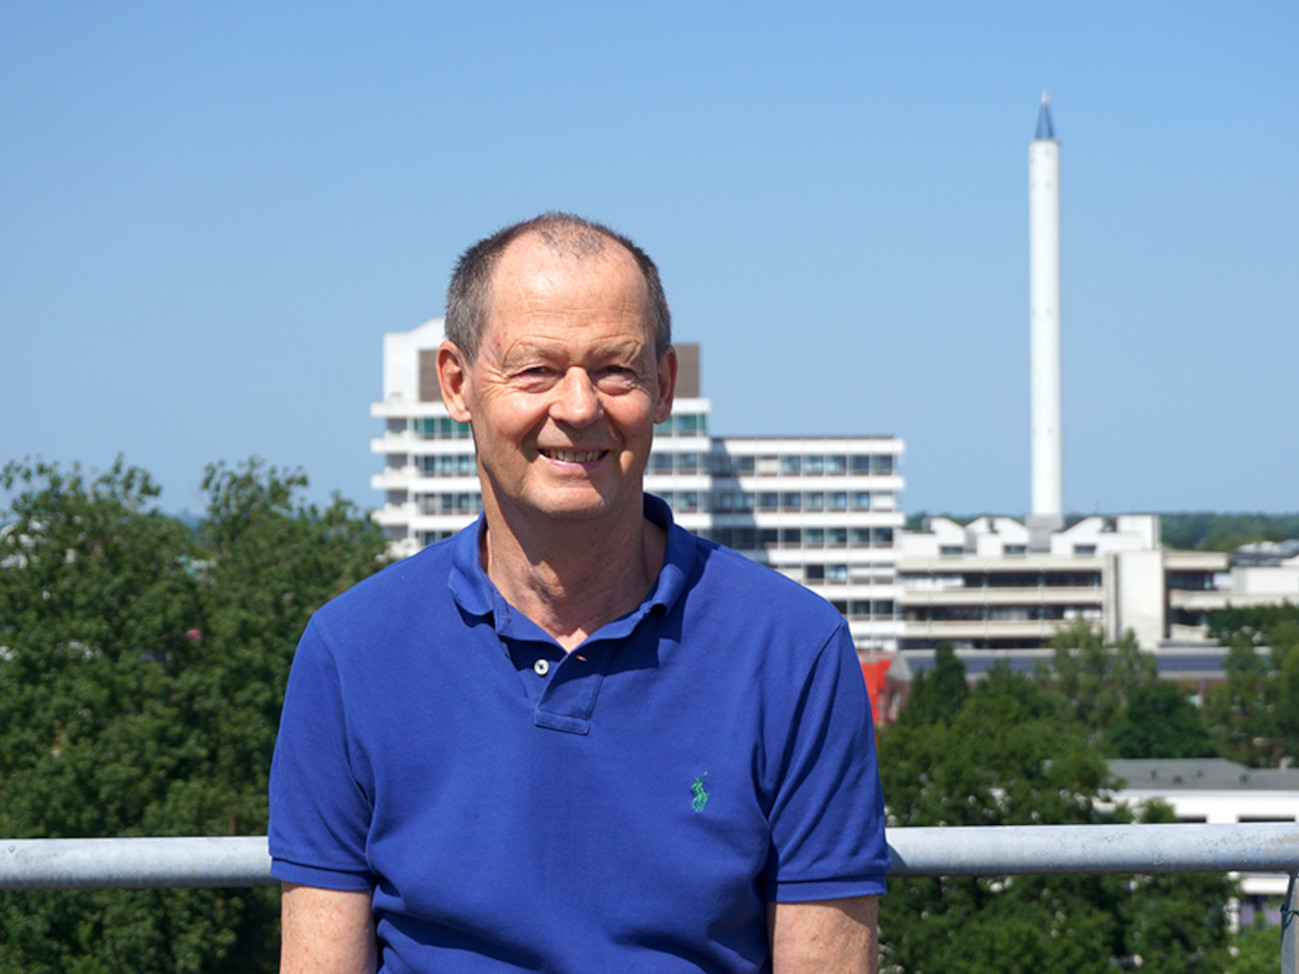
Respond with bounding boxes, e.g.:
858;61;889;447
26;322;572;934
481;233;655;346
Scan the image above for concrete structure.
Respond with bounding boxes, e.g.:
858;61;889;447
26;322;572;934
897;514;1206;656
1029;92;1063;533
370;321;906;654
1108;758;1299;925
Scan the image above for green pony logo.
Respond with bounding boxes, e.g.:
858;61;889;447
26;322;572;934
691;773;709;812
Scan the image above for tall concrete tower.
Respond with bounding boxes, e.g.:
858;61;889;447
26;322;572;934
1028;92;1063;539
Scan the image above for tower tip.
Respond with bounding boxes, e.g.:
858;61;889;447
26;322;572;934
1034;93;1055;141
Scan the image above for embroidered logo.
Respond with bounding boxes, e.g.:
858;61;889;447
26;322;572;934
690;773;710;812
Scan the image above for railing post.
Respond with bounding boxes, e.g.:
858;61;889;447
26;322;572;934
1283;871;1298;974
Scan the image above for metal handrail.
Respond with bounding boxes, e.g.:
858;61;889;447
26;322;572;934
4;823;1299;890
4;825;1298;970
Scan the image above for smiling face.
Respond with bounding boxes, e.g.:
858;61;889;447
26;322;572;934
438;232;676;531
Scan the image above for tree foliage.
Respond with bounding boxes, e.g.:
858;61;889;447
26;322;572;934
0;457;389;973
1158;512;1299;552
1202;603;1299;765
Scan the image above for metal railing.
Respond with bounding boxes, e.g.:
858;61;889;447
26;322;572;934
4;824;1298;969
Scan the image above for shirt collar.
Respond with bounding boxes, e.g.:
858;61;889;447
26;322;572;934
447;494;695;642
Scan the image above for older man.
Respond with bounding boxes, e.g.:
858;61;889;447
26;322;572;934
270;213;888;972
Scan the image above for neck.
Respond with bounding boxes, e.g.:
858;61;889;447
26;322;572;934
480;496;666;652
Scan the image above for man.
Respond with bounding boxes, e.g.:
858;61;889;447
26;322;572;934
270;213;889;972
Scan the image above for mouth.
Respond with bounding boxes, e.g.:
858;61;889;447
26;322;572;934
539;448;607;463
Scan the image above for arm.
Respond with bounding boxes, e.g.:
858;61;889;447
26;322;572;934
768;895;879;974
280;882;378;974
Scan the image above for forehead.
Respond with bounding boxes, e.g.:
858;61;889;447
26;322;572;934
482;233;652;345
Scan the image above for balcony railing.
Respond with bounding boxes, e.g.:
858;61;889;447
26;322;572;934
4;824;1299;969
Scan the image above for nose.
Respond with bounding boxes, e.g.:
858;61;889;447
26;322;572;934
550;367;602;427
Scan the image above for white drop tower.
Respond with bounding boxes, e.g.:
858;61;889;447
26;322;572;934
1028;92;1063;540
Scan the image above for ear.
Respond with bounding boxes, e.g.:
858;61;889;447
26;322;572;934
437;341;473;423
651;346;677;424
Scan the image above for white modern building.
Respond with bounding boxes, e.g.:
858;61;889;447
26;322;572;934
370;319;907;654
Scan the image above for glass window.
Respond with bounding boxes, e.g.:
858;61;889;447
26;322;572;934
805;528;825;546
850;601;872;618
677;453;699;474
805;564;825;581
874;528;894;547
676;414;699;435
872;454;894;474
735;528;757;549
850;455;872;474
678;491;699;513
781;492;802;511
828;528;848;547
456;454;475;476
710;454;733;476
830;491;848;511
830;600;848;615
804;455;825;475
782;528;802;546
737;492;755;512
780;455;801;475
735;456;756;475
805;492;825;512
652;453;674;474
827;564;849;583
759;492;779;511
714;491;734;512
759;529;779;547
852;491;872;511
826;455;847;474
850;528;872;546
873;600;895;617
654;419;673;437
940;545;964;557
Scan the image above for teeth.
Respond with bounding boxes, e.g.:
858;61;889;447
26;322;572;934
543;449;603;463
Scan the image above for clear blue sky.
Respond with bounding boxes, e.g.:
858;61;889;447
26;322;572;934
3;2;1295;517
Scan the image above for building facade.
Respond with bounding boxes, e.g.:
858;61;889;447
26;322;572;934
370;320;907;654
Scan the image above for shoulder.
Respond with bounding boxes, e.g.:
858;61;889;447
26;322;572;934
675;530;850;658
309;538;457;642
689;532;844;619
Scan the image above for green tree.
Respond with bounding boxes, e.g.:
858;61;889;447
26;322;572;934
0;458;389;973
1202;604;1299;765
900;643;968;727
1105;681;1217;759
1044;622;1156;744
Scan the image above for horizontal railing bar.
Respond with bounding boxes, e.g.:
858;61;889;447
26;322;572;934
1;836;275;890
3;824;1299;889
887;823;1299;877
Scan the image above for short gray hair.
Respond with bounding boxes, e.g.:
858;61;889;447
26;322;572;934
444;212;671;361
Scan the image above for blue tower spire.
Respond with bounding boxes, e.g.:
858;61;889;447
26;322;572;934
1035;91;1055;140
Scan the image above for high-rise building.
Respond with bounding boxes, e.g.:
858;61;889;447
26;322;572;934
370;320;906;654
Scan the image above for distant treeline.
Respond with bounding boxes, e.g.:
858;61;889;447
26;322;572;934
906;511;1299;552
1158;512;1299;551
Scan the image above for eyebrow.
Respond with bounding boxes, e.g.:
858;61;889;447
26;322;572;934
501;338;647;364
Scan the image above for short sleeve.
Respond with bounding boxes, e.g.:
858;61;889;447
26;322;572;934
764;622;889;901
268;618;376;891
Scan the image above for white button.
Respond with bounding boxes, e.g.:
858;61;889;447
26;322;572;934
534;659;550;676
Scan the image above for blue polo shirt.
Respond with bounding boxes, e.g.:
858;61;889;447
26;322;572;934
270;496;888;973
